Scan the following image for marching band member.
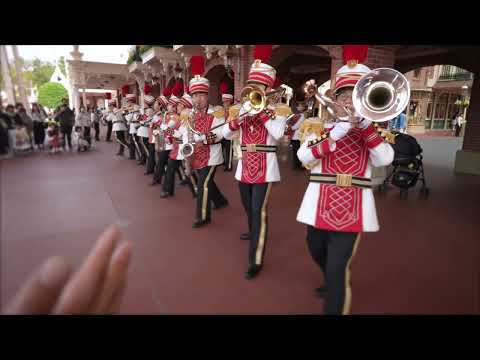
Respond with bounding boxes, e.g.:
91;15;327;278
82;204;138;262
150;93;169;186
137;93;156;175
222;45;291;279
295;45;394;314
285;100;307;170
161;90;197;199
107;99;128;156
125;93;146;164
220;81;234;172
185;55;229;228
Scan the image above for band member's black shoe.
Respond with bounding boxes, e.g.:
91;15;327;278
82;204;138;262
179;179;189;186
192;219;211;228
116;152;124;156
314;286;328;298
150;181;160;186
240;233;251;240
138;160;146;166
245;265;262;280
160;192;171;198
213;200;229;210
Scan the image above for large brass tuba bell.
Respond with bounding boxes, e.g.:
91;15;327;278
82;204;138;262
352;68;410;122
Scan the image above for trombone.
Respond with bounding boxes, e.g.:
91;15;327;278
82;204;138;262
238;84;286;118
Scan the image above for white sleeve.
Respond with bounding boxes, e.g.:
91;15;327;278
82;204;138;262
160;123;168;130
210;116;224;142
222;120;238;140
264;115;287;141
369;142;394;167
297;133;319;165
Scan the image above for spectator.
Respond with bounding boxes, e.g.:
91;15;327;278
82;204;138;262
31;103;48;150
75;106;92;147
91;106;101;142
54;98;75;151
455;113;465;137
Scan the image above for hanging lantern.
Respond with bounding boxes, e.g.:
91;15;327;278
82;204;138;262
122;85;130;96
105;93;112;100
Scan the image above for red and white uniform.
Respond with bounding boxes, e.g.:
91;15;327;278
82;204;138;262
183;106;225;169
296;122;394;232
223;105;288;183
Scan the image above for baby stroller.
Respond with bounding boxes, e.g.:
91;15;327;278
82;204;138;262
11;123;33;156
380;131;429;199
74;126;92;152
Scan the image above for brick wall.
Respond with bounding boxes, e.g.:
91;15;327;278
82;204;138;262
463;76;480;152
364;46;395;70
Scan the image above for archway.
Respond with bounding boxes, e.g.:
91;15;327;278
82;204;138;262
269;45;331;110
204;64;233;106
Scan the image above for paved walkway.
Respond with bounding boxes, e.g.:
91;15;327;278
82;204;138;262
1;134;478;314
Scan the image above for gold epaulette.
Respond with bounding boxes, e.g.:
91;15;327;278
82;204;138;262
213;105;224;119
229;104;241;119
274;103;292;118
299;117;326;144
180;109;190;123
373;123;396;144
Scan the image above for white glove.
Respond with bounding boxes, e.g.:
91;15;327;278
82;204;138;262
193;133;206;142
160;124;167;131
329;122;352;142
357;118;372;129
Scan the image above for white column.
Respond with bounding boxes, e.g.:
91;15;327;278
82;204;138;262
11;45;30;115
137;76;145;113
0;45;16;104
82;88;87;108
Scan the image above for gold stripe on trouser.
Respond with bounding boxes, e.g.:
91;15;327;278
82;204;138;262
140;137;148;155
201;166;216;221
255;183;272;266
178;165;186;180
228;140;233;169
342;233;362;315
190;174;198;193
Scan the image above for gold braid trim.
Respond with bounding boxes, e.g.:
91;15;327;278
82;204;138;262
299;117;326;144
213;105;224;119
373;123;396;144
274;103;292;117
180;109;190;123
228;104;241;119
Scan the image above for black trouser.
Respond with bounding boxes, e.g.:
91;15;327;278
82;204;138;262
141;137;156;173
61;125;73;149
115;130;126;154
106;121;113;141
153;150;170;184
222;139;233;170
306;226;360;315
291;140;302;169
84;127;91;145
33;122;45;147
147;142;156;174
163;158;197;197
136;135;147;163
128;133;136;159
94;122;100;141
238;182;272;268
195;166;228;221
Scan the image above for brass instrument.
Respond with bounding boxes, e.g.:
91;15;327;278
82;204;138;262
239;84;286;118
305;68;410;123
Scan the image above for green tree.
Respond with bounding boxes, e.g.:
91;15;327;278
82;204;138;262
58;56;66;77
23;58;55;88
38;82;68;109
